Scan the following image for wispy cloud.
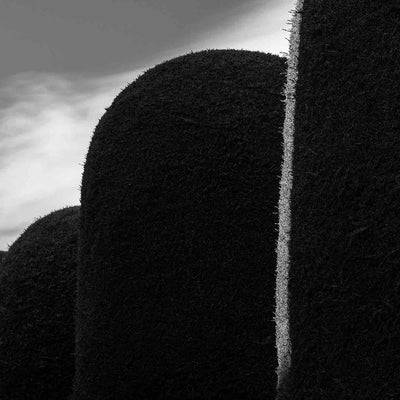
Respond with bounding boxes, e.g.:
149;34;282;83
0;69;143;249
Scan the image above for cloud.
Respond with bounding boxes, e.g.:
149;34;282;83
0;0;295;249
0;69;143;249
0;0;288;81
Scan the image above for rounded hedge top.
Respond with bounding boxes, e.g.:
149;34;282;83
0;206;80;400
76;49;287;399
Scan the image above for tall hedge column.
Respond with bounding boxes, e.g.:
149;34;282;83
75;49;286;399
277;1;400;398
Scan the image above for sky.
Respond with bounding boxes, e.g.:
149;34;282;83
0;0;296;250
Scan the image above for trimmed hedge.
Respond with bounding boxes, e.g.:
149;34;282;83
0;206;80;400
75;49;286;399
280;1;400;398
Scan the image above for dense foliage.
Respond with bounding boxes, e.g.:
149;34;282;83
74;49;286;399
0;206;79;400
282;1;400;398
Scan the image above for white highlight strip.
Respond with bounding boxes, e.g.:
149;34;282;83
274;0;304;396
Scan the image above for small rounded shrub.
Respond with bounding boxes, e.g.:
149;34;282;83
0;206;80;400
279;0;400;398
75;49;286;399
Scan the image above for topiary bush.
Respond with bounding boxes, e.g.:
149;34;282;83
0;206;80;400
276;1;400;399
74;49;286;399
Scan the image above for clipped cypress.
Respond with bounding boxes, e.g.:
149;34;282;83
75;49;286;399
277;1;400;398
0;206;80;400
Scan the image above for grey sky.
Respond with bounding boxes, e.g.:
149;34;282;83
0;0;288;81
0;0;296;249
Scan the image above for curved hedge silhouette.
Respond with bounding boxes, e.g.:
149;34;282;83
278;1;400;398
0;206;80;400
74;49;286;399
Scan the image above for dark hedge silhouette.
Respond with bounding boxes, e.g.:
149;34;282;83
282;1;400;399
0;250;7;264
0;206;80;400
74;49;286;399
